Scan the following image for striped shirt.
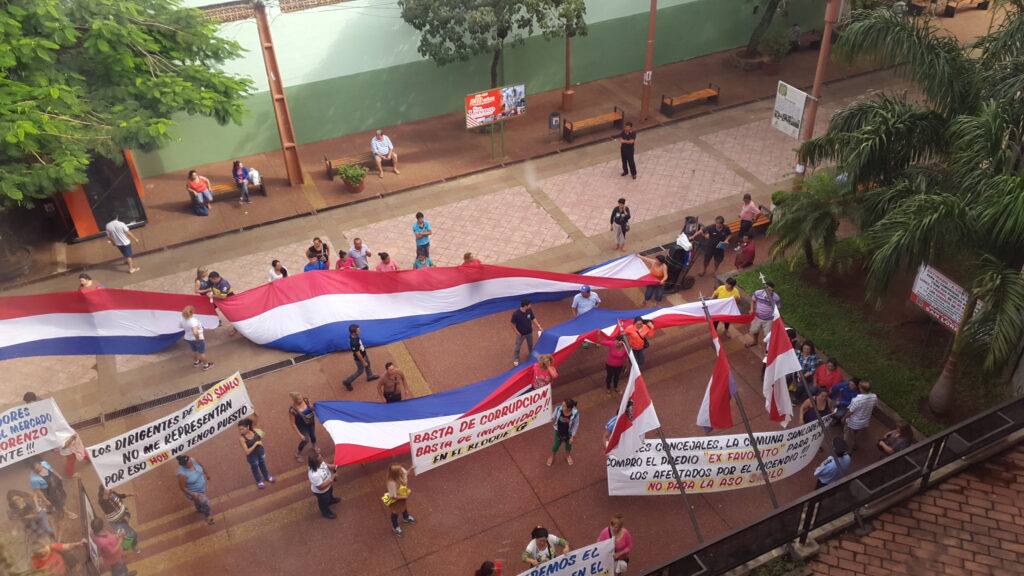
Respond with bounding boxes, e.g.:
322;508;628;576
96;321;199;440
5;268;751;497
846;393;877;430
371;135;393;156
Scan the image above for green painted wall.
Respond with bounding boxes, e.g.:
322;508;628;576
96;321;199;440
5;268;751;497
134;0;824;177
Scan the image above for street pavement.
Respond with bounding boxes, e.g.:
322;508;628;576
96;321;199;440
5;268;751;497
0;9;998;576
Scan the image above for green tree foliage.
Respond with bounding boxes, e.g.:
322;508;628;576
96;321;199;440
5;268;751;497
398;0;587;89
0;0;253;210
793;5;1024;413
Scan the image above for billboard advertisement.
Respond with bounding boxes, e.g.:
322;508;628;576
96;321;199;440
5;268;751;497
466;84;526;128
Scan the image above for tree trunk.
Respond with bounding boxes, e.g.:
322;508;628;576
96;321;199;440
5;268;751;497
490;47;501;89
744;0;783;58
802;240;817;269
929;294;978;414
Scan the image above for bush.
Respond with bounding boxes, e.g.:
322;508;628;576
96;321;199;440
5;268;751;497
759;27;791;62
336;164;368;186
737;260;941;435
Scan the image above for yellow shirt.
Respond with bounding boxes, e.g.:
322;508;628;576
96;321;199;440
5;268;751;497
712;285;740;302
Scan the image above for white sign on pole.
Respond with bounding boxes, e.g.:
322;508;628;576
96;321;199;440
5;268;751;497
87;372;254;488
0;399;76;469
606;416;830;496
771;81;808;139
910;265;982;332
515;539;615;576
410;386;552;473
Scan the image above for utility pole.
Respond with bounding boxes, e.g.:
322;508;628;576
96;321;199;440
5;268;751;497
253;2;304;187
795;0;841;175
640;0;658;121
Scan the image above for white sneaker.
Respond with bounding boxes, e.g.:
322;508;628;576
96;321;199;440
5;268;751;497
513;360;519;367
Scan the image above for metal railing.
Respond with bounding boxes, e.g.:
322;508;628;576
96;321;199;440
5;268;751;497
643;394;1024;576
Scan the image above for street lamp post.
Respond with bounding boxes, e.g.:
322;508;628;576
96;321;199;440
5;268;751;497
795;0;841;175
640;0;658;121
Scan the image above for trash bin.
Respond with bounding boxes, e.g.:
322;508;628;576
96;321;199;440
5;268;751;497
548;112;561;131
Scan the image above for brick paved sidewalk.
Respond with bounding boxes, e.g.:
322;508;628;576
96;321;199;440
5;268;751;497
808;444;1024;576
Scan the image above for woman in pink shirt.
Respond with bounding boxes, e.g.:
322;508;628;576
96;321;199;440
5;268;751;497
599;335;628;395
597;514;633;574
532;355;558;390
336;250;356;270
375;252;400;272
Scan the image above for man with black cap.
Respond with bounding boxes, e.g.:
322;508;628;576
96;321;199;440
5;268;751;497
522;526;570;567
812;438;851;489
571;285;601;348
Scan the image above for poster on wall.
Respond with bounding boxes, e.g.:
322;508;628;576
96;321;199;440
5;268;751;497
606;416;830;496
910;265;982;332
87;372;254;488
0;399;77;470
466;84;527;128
771;81;808;139
410;385;551;473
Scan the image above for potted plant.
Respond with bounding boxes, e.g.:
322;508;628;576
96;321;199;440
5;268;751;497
759;27;791;75
336;164;368;193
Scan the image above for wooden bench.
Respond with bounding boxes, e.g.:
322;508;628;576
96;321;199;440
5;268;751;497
944;0;989;17
660;83;720;116
324;151;385;180
725;212;771;237
562;106;624;142
209;179;267;200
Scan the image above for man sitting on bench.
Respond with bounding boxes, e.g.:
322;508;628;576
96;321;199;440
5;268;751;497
371;129;400;178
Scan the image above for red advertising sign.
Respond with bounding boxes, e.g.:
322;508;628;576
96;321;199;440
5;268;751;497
909;265;982;332
465;84;526;128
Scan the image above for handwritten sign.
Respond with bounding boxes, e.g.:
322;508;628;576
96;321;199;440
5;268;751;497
0;399;76;469
87;372;253;488
410;386;551;473
606;416;830;495
515;540;614;576
910;265;982;332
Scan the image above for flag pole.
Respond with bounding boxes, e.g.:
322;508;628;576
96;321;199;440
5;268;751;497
700;294;779;509
617;320;704;543
757;273;843;480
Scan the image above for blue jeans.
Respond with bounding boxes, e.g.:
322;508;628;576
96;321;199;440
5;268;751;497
247;452;270;483
110;515;137;547
186;492;211;517
198;189;213;203
297;422;317;453
110;558;130;576
236;180;250;202
644;284;665;302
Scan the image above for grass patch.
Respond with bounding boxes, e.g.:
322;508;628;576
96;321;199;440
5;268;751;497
737;261;942;436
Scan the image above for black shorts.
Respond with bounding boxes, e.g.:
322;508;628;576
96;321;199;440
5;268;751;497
703;248;725;265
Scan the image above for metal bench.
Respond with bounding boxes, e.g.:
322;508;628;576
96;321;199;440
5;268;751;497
562;106;624;142
660;83;720;116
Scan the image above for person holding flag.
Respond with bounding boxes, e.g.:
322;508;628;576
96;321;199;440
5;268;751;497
762;306;802;427
604;350;661;458
695;316;736;431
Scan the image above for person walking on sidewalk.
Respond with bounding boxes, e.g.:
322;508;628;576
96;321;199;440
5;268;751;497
597;514;633;575
90;517;137;576
105;216;141;274
343;324;380;391
547;398;580;467
623;317;655;366
232;160;252;204
175;455;214;525
511;299;542;367
181;306;213;371
307;454;340;519
97;486;139;554
238;416;275;489
413;212;432;258
843;381;878;450
379;362;413;403
288;392;319;462
531;355;558;391
384;464;417;536
618;122;637;179
610;198;631;252
598;336;628;395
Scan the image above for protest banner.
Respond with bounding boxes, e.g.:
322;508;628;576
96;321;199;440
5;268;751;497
410;385;551;473
87;372;253;488
515;539;614;576
0;399;76;469
606;416;830;495
910;265;983;332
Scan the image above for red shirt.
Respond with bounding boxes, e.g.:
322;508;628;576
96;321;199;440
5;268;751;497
31;543;66;575
461;259;482;266
814;365;844;392
734;242;755;268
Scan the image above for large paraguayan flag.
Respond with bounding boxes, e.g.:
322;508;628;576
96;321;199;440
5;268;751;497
0;289;219;360
316;299;752;466
216;257;657;356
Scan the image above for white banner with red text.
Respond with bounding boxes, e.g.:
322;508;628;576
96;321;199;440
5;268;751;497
606;416;831;495
87;373;254;488
0;399;76;469
410;386;552;473
515;539;614;576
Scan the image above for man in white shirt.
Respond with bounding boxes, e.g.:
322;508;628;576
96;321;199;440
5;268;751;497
180;305;212;371
571;285;601;348
105;215;141;274
347;238;372;270
370;130;400;178
843;381;878;450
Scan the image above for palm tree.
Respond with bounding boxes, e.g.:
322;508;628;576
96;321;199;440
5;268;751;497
798;4;1024;415
768;168;860;270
